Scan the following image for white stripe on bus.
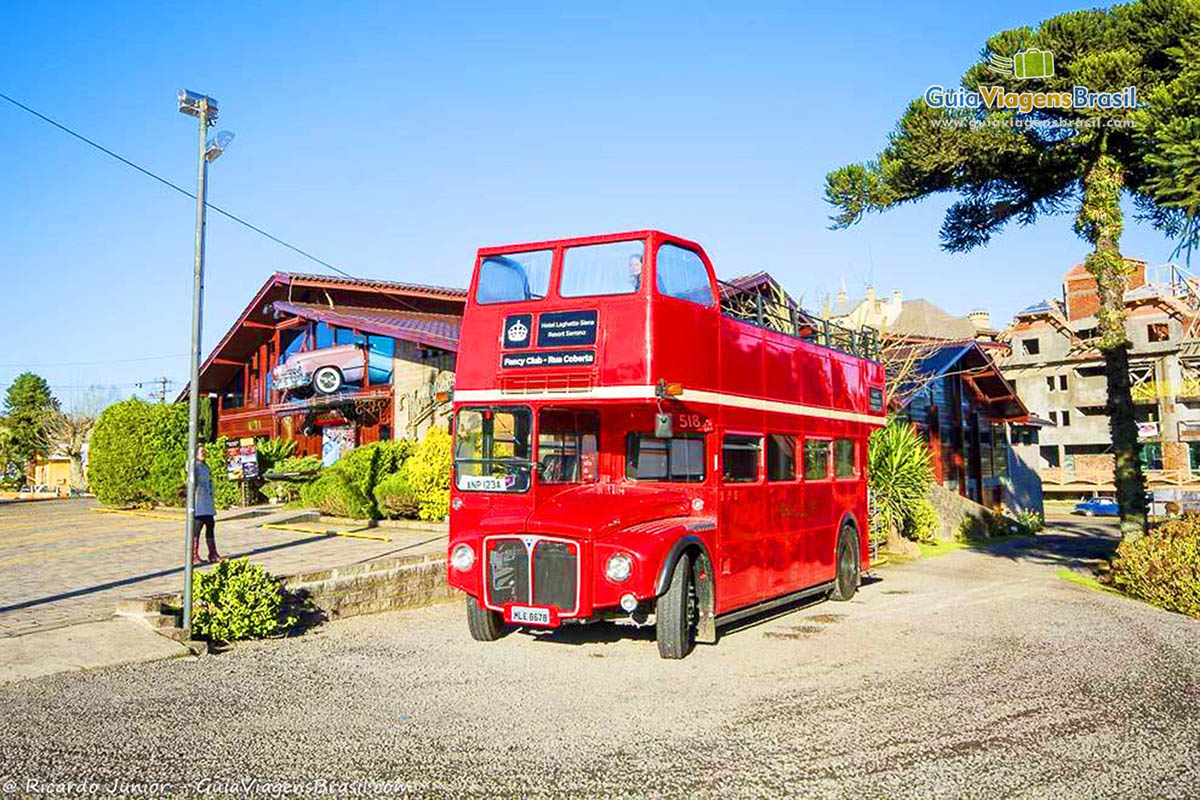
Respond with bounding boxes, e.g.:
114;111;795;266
452;386;885;426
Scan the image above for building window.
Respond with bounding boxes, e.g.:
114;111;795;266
804;439;830;480
1140;442;1163;471
834;439;856;478
1188;442;1200;472
1040;445;1060;468
1022;338;1040;355
1061;411;1071;427
1059;374;1068;391
722;435;761;483
1046;376;1055;392
1148;323;1170;343
766;434;796;482
1048;411;1058;424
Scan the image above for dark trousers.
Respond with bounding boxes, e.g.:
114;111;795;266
193;514;218;559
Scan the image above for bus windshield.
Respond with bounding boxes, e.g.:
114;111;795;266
475;250;552;304
454;406;533;492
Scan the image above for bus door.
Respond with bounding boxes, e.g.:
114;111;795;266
718;433;765;609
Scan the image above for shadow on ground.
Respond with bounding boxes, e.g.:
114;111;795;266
965;514;1121;571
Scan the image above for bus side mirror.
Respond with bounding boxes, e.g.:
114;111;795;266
655;413;673;438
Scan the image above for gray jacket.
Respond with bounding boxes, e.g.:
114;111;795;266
194;461;216;517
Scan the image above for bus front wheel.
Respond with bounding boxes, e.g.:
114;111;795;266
656;553;697;659
466;596;506;642
829;526;860;602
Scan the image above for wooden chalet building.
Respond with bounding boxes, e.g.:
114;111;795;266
193;272;464;462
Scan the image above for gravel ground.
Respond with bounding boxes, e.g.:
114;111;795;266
1;517;1197;799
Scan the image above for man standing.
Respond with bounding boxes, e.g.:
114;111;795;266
628;254;643;291
192;446;222;565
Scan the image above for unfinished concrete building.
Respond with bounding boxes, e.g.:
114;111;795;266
1000;259;1200;502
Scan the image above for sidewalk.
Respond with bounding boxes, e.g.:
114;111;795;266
0;617;192;684
0;498;447;637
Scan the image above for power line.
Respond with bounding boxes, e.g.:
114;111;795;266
0;89;356;281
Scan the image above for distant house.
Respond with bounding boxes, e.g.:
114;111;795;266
894;341;1038;512
828;287;997;342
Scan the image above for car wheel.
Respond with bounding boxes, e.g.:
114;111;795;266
829;525;860;602
312;366;343;395
1084;509;1095;517
656;553;697;660
466;596;506;642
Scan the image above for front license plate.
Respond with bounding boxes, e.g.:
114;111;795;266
507;605;552;626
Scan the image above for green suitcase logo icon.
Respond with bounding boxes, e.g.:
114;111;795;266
1013;48;1054;79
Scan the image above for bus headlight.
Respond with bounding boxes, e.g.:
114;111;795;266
450;543;475;572
605;553;633;583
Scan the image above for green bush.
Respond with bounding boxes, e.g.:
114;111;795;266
374;470;421;518
262;454;323;504
299;440;415;519
255;437;298;472
903;498;939;543
400;427;452;521
869;420;935;544
191;557;296;641
1012;509;1044;534
1109;514;1200;618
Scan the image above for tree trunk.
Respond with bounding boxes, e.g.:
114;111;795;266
1079;153;1147;540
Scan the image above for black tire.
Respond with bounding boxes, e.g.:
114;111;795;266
466;596;506;642
656;553;697;659
1084;509;1095;517
829;526;860;602
312;366;343;395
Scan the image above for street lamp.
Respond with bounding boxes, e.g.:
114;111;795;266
177;89;232;636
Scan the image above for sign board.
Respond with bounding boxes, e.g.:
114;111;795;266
501;349;595;369
1137;421;1160;440
536;310;598;348
225;441;259;481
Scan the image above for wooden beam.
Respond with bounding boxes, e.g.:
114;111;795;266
212;358;242;366
243;321;273;330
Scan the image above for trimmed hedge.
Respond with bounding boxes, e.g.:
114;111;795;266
300;440;414;519
1110;515;1200;618
89;398;232;508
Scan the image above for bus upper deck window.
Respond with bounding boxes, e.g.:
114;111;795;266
655;243;714;307
560;240;647;297
476;250;553;304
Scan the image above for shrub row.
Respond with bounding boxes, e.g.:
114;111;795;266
1109;514;1200;619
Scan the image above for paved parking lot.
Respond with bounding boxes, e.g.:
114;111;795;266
0;514;1196;798
0;499;443;637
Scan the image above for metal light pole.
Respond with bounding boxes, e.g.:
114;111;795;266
178;90;233;635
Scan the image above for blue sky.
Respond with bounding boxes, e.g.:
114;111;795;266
0;1;1181;404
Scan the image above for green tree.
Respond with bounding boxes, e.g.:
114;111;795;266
826;0;1200;540
3;372;58;480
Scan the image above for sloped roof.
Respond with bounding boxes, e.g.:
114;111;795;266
286;272;466;300
891;299;978;340
830;295;865;317
272;301;460;352
901;340;1028;420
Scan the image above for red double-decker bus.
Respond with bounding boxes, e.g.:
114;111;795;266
446;230;885;658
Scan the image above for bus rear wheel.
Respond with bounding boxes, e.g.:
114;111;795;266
466;596;506;642
829;526;860;602
656;553;697;659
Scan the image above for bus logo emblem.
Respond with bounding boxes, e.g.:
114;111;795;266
503;314;533;348
508;321;528;342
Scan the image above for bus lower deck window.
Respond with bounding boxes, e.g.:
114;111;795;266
834;439;856;478
626;434;704;482
722;435;762;483
804;440;830;480
767;434;796;481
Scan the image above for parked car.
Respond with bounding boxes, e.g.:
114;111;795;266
1074;497;1120;517
272;343;390;396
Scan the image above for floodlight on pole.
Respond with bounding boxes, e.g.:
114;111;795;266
177;89;225;637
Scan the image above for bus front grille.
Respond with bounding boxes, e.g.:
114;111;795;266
532;541;577;611
486;539;528;606
486;537;578;614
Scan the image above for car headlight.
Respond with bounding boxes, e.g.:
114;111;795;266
450;543;475;572
605;553;633;583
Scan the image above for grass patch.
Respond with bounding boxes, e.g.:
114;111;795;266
917;540;968;559
1055;567;1122;596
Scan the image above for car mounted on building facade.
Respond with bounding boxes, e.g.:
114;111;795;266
272;341;384;396
446;230;886;659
